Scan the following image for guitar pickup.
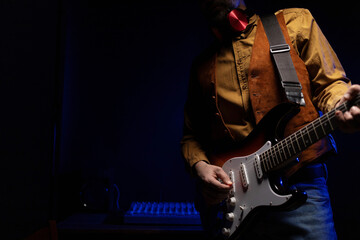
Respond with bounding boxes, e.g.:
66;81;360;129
228;170;235;194
254;154;263;180
239;163;249;190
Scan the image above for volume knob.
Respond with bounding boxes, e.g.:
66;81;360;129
225;212;235;221
228;197;236;206
222;228;231;236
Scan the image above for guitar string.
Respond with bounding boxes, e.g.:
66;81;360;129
238;99;358;170
258;100;355;169
243;108;338;167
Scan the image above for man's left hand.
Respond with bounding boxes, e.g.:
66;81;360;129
335;84;360;133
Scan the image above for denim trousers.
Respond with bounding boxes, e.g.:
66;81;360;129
198;166;337;240
240;176;337;240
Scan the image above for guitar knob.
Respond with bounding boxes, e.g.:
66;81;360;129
228;197;236;206
225;212;235;221
222;228;231;236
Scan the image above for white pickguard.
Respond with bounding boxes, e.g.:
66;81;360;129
221;141;292;238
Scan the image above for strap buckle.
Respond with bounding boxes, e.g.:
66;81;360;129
281;82;305;106
281;81;302;89
270;44;290;54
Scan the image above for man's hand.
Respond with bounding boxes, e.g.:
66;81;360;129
194;161;233;205
335;84;360;133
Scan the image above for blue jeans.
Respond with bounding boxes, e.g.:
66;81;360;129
240;176;337;240
198;165;337;239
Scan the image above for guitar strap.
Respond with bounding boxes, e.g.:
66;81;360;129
261;14;306;106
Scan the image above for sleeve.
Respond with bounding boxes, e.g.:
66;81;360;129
180;63;210;174
289;9;351;113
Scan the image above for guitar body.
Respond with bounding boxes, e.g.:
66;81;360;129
221;142;306;239
209;103;307;239
204;94;358;239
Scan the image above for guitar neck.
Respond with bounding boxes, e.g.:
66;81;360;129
260;99;355;173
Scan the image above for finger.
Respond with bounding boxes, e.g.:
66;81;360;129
336;110;358;133
337;95;348;106
214;167;233;186
335;110;347;131
343;111;354;122
337;85;360;107
336;110;345;122
346;85;360;99
350;106;360;119
207;177;232;192
348;106;360;130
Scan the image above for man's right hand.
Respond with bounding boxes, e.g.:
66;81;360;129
194;161;233;205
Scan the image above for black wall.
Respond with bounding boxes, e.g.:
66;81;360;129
0;0;62;239
1;0;359;239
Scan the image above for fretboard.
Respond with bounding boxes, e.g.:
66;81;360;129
260;96;358;173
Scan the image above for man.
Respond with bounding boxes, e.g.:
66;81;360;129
181;0;360;239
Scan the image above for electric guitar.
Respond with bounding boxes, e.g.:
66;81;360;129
209;96;360;239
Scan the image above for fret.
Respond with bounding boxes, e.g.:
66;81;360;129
284;137;293;157
318;117;326;136
308;125;318;143
343;102;350;112
263;149;277;173
307;126;313;144
278;142;286;164
326;112;334;131
314;119;325;139
266;150;272;170
297;131;306;150
289;135;297;156
322;116;333;134
270;147;277;168
268;151;273;169
258;100;357;174
269;148;279;168
275;144;284;164
267;147;274;171
261;151;268;172
328;109;338;130
311;121;319;140
282;139;290;160
276;142;283;164
301;129;309;147
279;142;287;162
260;154;267;172
292;133;301;154
271;151;279;169
301;128;312;147
255;100;356;175
276;142;286;162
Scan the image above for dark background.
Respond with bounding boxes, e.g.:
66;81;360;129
1;0;359;239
